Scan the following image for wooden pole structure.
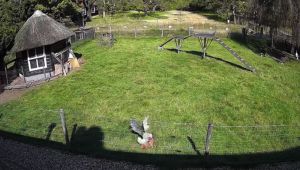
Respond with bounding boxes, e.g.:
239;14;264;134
43;67;46;80
93;28;96;39
204;123;213;156
59;109;69;145
189;27;193;36
21;65;26;83
61;55;64;76
203;38;207;58
4;65;9;85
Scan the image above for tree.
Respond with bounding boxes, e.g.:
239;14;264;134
247;0;300;49
0;0;33;78
286;0;300;53
34;0;81;21
97;0;117;18
82;0;98;21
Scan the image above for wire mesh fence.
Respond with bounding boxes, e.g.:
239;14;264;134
95;25;234;39
69;22;240;44
0;108;299;156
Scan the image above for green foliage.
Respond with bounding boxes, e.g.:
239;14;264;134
0;0;33;70
56;0;82;17
247;0;300;48
33;0;81;19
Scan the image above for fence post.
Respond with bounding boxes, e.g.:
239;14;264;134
134;27;137;38
4;65;9;85
93;28;96;39
43;67;46;80
204;123;213;156
21;65;26;83
59;109;70;145
161;28;164;38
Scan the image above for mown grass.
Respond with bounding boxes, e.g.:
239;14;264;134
88;10;242;39
88;11;168;27
0;37;299;157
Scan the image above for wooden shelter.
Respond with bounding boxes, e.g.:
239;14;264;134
11;10;75;82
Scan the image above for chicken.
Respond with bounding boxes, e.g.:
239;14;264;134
142;116;150;131
130;117;154;149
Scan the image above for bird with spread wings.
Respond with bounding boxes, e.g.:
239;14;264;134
130;117;154;149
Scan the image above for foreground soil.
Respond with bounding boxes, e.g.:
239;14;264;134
0;136;299;170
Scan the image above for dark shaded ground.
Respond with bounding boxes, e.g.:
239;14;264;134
0;136;156;170
0;135;299;170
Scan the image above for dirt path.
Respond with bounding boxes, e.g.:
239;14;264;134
145;10;222;26
0;88;30;105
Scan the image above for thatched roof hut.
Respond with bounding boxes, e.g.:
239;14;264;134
12;10;74;52
11;10;75;82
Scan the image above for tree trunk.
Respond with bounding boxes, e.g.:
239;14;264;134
233;0;237;24
102;10;106;18
102;0;106;18
260;26;263;38
152;5;158;12
144;7;148;16
0;50;6;84
143;2;148;16
291;20;299;54
83;0;91;21
87;8;92;21
270;27;275;48
0;39;7;72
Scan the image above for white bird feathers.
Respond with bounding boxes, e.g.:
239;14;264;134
137;133;153;145
142;116;150;131
130;116;154;148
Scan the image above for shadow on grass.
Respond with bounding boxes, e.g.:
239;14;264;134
229;32;268;55
187;136;201;156
128;12;168;19
70;124;104;153
202;14;226;23
46;123;56;141
0;127;299;168
166;48;252;72
189;11;226;23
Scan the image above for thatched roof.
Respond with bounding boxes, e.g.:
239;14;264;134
11;10;74;53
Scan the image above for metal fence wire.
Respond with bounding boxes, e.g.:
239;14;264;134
69;23;235;44
0;108;299;155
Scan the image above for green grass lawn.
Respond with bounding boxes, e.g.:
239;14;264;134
87;10;241;35
0;37;299;158
87;11;168;27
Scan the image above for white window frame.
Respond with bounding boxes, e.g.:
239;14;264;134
27;46;47;72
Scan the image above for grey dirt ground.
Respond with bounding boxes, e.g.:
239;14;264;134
0;136;156;170
0;136;299;170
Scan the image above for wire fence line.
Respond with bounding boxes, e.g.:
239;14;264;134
0;108;299;155
69;22;238;44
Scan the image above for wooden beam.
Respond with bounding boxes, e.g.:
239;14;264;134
4;65;9;85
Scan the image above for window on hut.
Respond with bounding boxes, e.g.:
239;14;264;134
27;46;47;71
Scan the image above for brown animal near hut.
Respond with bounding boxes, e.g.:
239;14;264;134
10;10;79;83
